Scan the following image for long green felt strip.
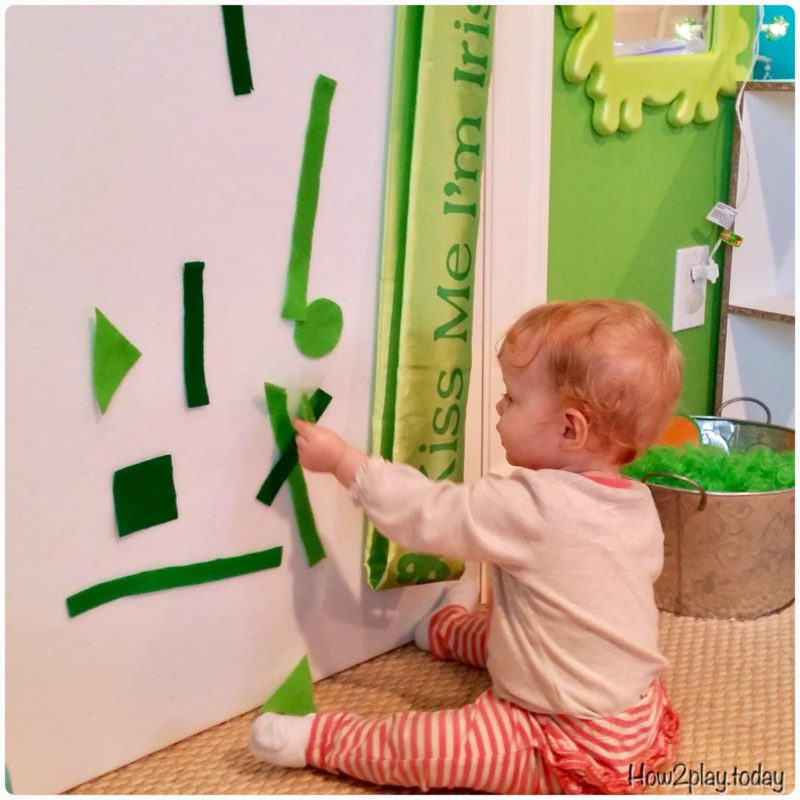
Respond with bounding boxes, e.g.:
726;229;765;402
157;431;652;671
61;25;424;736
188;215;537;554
281;74;337;322
256;387;332;505
262;385;326;566
66;546;283;618
183;262;210;408
221;6;254;96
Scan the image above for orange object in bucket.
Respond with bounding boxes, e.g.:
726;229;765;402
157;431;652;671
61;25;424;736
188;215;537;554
656;415;701;447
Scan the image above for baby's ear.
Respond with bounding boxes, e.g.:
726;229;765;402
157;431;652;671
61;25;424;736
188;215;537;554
561;408;589;450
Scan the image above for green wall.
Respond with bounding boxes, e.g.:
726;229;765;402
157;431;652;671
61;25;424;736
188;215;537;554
547;7;754;414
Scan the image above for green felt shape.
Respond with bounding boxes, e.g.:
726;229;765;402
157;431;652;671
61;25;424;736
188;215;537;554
260;655;316;715
183;262;209;408
293;297;343;359
280;73;344;358
66;546;282;618
221;5;254;96
256;387;332;506
260;384;326;567
92;308;142;414
5;765;12;794
113;455;178;537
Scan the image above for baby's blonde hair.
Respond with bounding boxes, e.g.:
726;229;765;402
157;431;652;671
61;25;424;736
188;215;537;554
498;299;684;464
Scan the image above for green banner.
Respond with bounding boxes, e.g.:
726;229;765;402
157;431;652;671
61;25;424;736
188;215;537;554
365;6;494;590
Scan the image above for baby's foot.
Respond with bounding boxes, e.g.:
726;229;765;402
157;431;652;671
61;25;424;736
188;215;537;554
250;712;315;768
414;562;481;651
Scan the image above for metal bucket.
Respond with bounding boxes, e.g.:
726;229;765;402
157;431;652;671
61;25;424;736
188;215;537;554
647;398;795;620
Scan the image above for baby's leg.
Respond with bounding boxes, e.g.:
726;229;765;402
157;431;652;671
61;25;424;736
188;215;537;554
414;563;487;668
305;690;562;793
426;604;489;668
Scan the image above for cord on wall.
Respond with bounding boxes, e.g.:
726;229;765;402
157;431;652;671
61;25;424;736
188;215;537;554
705;6;765;266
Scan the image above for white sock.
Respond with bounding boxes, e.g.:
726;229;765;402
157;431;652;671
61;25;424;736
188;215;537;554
250;712;315;768
414;563;481;651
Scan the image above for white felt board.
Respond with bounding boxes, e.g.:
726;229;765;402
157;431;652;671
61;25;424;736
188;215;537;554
5;6;459;793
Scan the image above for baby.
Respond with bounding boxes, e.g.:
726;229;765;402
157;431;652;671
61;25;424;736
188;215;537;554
251;299;683;793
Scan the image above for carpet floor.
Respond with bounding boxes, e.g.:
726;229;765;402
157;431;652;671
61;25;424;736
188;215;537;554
68;605;795;795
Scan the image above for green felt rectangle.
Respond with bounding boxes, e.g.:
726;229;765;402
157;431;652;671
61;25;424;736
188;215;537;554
221;5;254;96
113;455;178;537
184;261;209;408
66;546;283;618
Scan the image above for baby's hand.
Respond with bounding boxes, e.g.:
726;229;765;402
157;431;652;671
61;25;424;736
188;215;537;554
292;419;370;487
292;419;346;473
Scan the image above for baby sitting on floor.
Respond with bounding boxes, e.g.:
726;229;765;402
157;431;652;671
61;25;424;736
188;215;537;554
251;299;682;794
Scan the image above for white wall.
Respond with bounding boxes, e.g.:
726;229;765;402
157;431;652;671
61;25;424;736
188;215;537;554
5;7;449;793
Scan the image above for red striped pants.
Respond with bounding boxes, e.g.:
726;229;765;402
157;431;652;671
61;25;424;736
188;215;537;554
306;605;679;794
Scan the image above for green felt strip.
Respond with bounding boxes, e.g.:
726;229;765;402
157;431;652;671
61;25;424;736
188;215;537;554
261;385;326;566
260;655;316;715
92;308;142;414
281;74;337;323
66;546;282;618
113;455;178;537
256;387;332;505
183;262;209;408
221;5;254;96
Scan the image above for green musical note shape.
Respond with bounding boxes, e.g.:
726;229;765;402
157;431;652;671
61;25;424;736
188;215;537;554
282;74;343;359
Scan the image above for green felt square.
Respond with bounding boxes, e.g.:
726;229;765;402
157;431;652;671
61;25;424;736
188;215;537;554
113;455;178;537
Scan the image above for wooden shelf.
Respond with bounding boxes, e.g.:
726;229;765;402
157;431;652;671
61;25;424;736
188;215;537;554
728;294;795;324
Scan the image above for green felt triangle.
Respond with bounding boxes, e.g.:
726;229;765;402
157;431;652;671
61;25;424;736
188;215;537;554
260;655;316;716
93;308;142;413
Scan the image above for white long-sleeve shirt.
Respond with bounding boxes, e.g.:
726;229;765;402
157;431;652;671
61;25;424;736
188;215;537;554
351;458;667;719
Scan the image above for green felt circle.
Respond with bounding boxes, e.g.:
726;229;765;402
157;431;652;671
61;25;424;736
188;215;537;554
293;297;343;358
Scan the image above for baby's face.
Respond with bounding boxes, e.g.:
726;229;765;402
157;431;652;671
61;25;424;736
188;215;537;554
495;352;566;470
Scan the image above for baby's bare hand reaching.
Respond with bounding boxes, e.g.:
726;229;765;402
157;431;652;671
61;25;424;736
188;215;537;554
292;419;370;487
292;419;346;473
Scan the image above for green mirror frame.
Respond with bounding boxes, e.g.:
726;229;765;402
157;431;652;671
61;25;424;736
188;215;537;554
562;5;751;135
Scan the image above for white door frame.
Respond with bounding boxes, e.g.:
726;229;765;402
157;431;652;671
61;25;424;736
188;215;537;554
473;5;554;478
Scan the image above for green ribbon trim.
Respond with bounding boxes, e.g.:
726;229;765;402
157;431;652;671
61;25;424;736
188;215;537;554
221;6;254;96
365;7;424;589
183;261;210;408
365;6;494;590
66;546;283;618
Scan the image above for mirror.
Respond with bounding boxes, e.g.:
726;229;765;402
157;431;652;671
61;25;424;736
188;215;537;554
563;5;751;135
614;6;710;56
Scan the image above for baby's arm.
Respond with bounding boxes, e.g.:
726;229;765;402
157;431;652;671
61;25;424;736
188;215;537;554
293;419;533;565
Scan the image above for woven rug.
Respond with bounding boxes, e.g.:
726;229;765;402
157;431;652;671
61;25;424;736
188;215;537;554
68;605;795;795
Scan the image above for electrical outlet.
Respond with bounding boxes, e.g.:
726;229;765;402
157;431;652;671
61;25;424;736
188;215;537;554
672;246;709;331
